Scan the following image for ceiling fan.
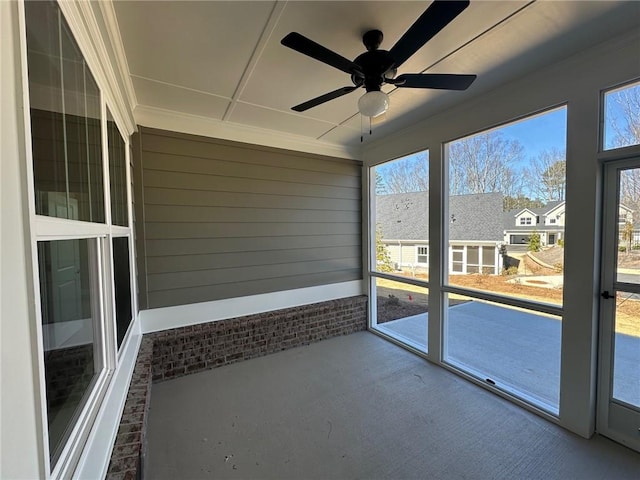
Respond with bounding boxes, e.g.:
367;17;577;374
281;0;476;117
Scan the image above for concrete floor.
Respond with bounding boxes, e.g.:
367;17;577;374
147;331;640;479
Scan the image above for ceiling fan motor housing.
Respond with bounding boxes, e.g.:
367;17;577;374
352;40;396;92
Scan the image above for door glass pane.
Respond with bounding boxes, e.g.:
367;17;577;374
108;110;128;226
373;277;428;352
26;0;104;223
444;293;561;414
37;239;102;464
372;150;428;278
612;292;640;408
113;237;132;349
616;167;640;284
603;80;640;151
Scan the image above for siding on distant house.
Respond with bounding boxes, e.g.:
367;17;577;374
133;127;362;309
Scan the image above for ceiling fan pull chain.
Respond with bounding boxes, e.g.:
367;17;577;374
369;116;372;136
360;114;364;143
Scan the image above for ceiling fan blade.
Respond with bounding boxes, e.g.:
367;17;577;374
395;73;476;90
389;0;470;69
282;32;363;76
292;85;360;112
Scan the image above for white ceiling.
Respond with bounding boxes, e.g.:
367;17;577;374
111;1;639;151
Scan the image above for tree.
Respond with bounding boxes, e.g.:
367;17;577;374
375;171;387;195
503;195;544;212
375;224;394;272
528;231;541;252
378;152;429;194
449;131;525;200
608;84;640;148
621;220;634;255
620;168;640;217
524;148;566;203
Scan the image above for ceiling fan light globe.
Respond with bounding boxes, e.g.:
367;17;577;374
358;91;389;117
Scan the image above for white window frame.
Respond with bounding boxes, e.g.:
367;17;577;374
416;245;429;265
18;1;135;476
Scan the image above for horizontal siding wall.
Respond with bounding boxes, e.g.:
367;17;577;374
133;127;362;309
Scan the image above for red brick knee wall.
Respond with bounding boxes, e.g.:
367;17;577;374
106;295;367;479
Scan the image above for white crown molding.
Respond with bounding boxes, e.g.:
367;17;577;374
135;104;361;160
57;1;136;135
98;0;138;115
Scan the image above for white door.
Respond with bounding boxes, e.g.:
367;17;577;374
598;158;640;452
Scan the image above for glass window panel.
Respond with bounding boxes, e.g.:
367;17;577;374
372;150;429;278
108;110;128;226
603;80;640;151
444;293;561;414
113;237;132;349
373;277;428;352
37;239;102;464
612;292;640;408
616;167;640;284
467;246;479;264
26;0;104;222
446;107;567;307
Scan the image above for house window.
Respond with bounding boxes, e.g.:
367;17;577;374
37;239;102;464
113;237;133;349
370;150;429;353
108;109;128;227
26;1;104;223
417;246;429;264
445;105;566;415
549;218;556;224
24;1;134;473
603;80;640;151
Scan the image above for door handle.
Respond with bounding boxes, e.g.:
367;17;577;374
601;291;613;299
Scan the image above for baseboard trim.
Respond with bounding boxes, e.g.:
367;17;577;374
140;280;365;334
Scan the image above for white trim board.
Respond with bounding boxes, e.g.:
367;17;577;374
73;323;142;480
140;280;365;334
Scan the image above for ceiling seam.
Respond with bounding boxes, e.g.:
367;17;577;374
222;1;288;122
130;74;233;101
233;99;355;129
317;0;538;142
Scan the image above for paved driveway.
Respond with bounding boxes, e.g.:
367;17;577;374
376;301;639;413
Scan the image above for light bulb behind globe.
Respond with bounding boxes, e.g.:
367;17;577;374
358;91;389;118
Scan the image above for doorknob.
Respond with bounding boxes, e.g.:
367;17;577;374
601;291;613;299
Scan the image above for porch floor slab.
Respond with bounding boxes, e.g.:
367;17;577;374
147;331;640;479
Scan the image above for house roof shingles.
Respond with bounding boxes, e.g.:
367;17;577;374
375;191;504;242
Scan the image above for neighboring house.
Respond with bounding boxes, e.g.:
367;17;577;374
376;192;504;275
504;201;634;247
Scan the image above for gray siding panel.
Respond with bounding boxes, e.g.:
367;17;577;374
147;257;361;291
146;246;362;274
142;130;359;176
143;187;357;211
144;151;360;188
144;222;360;239
145;235;360;256
143;205;360;224
142;169;360;199
147;270;361;308
134;127;362;308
